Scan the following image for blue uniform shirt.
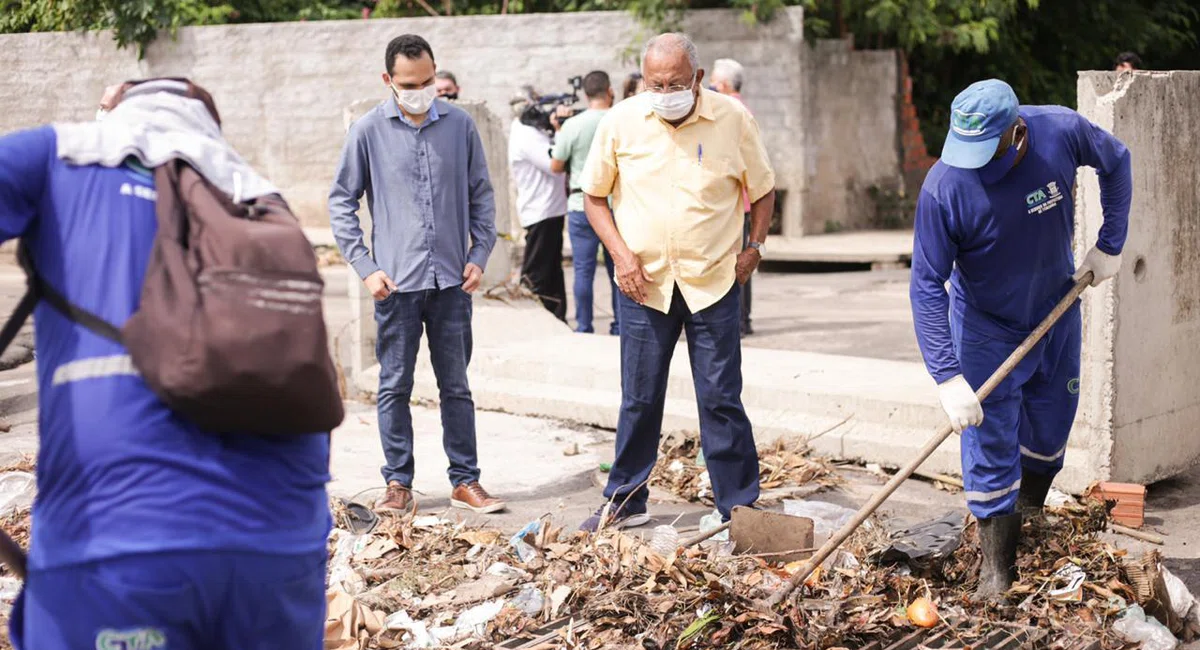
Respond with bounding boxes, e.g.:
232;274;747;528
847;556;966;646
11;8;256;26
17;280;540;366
328;98;497;290
911;106;1132;383
0;126;332;570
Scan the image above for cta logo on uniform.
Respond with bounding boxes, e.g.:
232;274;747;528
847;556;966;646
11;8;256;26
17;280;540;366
1026;180;1063;215
95;627;167;650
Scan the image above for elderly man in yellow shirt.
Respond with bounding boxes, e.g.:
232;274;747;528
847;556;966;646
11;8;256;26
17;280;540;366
577;32;777;532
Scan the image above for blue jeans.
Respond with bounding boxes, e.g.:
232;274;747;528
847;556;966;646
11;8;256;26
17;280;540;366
11;550;326;650
567;211;619;335
604;284;759;518
374;287;478;487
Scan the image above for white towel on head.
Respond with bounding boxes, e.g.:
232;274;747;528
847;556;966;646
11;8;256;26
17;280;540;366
53;79;278;202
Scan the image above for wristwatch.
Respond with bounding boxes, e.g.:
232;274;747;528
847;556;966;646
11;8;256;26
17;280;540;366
748;241;765;256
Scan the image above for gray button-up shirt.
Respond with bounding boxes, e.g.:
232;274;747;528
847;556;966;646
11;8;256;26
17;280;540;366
329;98;497;291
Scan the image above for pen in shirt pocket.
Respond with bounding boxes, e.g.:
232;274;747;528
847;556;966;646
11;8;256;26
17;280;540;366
697;143;703;163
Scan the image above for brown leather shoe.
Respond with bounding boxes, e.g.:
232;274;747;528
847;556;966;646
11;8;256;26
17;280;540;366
451;482;507;514
374;482;415;513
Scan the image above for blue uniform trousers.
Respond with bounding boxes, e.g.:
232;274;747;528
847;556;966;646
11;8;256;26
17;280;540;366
952;304;1082;518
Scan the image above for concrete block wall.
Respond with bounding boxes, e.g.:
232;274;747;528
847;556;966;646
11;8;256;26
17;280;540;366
0;9;809;231
802;38;904;234
1075;70;1200;485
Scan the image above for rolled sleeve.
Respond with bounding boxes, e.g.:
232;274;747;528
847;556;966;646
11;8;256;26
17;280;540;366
739;110;775;203
578;115;617;198
328;123;380;280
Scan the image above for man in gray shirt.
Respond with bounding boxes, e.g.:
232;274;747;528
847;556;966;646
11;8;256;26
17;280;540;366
329;34;504;515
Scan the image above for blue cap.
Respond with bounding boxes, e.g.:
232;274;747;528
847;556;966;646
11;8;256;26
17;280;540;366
941;79;1020;169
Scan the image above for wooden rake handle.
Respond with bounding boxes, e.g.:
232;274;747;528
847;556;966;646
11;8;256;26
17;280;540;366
763;273;1093;608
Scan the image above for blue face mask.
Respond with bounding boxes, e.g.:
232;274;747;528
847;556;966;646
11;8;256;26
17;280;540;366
978;129;1025;184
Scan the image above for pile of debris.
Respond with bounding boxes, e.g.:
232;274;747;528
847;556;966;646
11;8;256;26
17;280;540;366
0;457;35;650
649;433;838;505
324;494;1194;650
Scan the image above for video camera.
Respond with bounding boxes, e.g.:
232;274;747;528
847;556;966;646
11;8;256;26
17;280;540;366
519;75;586;136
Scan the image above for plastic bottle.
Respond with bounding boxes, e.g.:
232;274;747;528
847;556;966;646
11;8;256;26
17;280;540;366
649;525;679;557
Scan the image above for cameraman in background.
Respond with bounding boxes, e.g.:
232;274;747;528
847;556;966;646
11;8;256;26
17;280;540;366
509;88;568;321
551;71;620;336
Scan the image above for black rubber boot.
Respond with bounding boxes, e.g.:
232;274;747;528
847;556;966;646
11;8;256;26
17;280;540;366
1017;471;1055;514
973;513;1021;603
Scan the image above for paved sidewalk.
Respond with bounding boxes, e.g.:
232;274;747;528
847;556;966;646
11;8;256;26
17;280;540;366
560;262;920;362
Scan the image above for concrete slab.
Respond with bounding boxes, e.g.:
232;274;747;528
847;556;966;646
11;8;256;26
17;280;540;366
353;292;1098;492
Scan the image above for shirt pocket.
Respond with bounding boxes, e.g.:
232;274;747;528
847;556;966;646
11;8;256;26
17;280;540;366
678;154;738;208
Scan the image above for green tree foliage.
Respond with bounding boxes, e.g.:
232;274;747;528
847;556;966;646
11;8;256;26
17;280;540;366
795;0;1198;153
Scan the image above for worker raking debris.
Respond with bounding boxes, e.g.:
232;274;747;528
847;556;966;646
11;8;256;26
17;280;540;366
910;78;1132;601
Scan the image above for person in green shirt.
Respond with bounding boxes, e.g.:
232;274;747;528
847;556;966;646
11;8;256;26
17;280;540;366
550;71;620;335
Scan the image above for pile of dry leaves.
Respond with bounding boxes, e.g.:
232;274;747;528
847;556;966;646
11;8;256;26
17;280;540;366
649;433;839;505
324;496;1153;650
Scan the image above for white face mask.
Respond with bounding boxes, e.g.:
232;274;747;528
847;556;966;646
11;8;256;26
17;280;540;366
95;108;108;121
649;77;696;121
393;84;438;115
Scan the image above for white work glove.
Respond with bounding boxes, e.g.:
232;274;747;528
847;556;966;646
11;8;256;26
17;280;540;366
1073;246;1122;287
937;375;983;434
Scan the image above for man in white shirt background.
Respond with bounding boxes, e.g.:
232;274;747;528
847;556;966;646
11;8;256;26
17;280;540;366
509;89;569;321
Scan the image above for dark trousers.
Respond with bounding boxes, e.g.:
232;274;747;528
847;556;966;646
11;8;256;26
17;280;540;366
603;284;760;519
374;287;478;487
741;213;753;332
521;216;567;322
567;210;619;335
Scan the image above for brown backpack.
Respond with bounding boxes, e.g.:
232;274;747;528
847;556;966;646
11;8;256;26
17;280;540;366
0;159;344;436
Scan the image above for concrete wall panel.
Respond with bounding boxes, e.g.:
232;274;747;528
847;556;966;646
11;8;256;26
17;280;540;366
1076;70;1200;484
802;39;902;234
0;9;808;230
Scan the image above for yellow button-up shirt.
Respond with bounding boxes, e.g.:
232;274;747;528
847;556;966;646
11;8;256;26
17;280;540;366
579;89;775;314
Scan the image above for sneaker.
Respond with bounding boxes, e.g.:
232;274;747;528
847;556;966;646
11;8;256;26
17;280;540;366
374;482;415;513
451;481;507;514
579;501;651;533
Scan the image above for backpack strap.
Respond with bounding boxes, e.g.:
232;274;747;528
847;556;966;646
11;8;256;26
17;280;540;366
0;241;123;346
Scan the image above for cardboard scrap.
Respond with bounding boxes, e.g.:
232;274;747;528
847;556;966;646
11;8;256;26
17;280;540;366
324;589;385;650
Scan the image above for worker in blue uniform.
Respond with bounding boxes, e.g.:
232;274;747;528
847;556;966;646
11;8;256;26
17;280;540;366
0;79;330;649
910;79;1131;600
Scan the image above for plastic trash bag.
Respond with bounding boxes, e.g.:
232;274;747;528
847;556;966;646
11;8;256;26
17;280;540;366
783;500;856;541
1114;604;1178;650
